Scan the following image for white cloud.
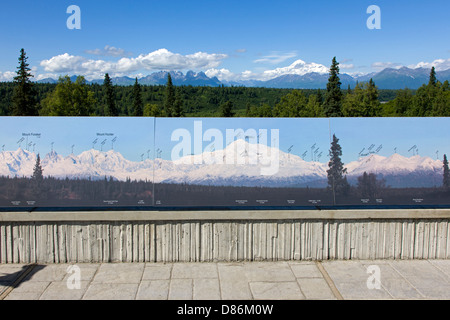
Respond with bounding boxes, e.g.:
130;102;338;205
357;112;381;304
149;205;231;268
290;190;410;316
85;45;132;57
408;58;450;71
340;63;355;70
205;68;235;81
205;68;261;82
40;53;86;73
135;49;226;70
371;61;402;70
240;70;261;80
235;48;247;53
254;51;297;64
370;59;450;72
260;59;328;80
39;49;228;80
0;71;16;81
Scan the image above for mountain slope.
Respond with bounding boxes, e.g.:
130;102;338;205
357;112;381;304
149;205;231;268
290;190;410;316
0;141;444;188
35;67;450;89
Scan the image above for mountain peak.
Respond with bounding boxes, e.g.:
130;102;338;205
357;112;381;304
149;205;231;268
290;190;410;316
32;65;450;89
14;147;33;157
387;153;408;162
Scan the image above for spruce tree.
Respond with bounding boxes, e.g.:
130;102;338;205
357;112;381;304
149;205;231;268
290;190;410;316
357;171;385;198
12;48;38;116
172;90;184;117
32;154;44;182
316;89;323;105
245;102;251;117
220;101;234;117
104;73;118;116
429;66;437;87
364;78;381;116
323;57;343;117
394;88;413;115
164;73;175;117
327;134;349;195
443;154;449;189
132;78;143;116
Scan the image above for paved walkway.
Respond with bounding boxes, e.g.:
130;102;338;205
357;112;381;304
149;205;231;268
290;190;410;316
1;260;449;300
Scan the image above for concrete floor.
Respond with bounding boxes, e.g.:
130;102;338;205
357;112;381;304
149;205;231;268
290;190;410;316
1;260;450;300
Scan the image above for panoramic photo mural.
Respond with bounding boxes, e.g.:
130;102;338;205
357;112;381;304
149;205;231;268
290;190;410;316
0;117;449;210
154;117;332;207
330;117;450;207
0;117;154;208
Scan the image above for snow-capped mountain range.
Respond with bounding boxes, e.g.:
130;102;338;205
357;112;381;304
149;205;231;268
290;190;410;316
0;148;153;182
0;139;444;188
35;66;450;90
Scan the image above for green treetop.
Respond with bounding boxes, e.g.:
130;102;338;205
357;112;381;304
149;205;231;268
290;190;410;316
40;76;96;116
428;66;437;86
323;57;343;117
132;78;143;116
164;73;175;117
104;73;118;116
327;134;350;195
12;48;38;116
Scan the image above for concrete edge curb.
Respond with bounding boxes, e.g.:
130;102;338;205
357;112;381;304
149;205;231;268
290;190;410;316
315;261;344;300
1;209;450;222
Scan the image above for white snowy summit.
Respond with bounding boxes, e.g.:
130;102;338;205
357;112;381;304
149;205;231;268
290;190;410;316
156;139;328;187
0;144;444;188
0;148;153;182
345;153;443;187
0;148;36;177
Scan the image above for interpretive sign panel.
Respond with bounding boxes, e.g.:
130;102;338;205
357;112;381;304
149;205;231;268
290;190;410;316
0;116;449;210
154;117;332;207
0;117;154;208
330;117;450;207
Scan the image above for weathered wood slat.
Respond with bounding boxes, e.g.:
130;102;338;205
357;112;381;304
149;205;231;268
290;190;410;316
1;219;450;263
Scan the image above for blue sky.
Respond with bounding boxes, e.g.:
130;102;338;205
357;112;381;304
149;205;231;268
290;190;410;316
0;0;449;81
156;117;450;163
330;117;450;163
155;118;331;161
1;117;449;164
0;117;154;162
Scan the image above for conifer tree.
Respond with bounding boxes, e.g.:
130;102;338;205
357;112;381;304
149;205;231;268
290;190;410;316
164;73;175;117
394;88;413;115
323;57;343;117
316;89;323;105
104;73;118;116
12;48;38;116
220;101;234;117
32;154;44;182
327;134;349;195
429;66;437;87
363;78;381;116
357;171;385;198
443;154;449;189
245;102;251;117
172;90;184;117
132;78;143;116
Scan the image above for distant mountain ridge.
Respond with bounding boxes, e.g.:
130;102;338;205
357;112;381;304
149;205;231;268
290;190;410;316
37;71;222;87
35;67;450;90
0;140;444;188
227;67;450;90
